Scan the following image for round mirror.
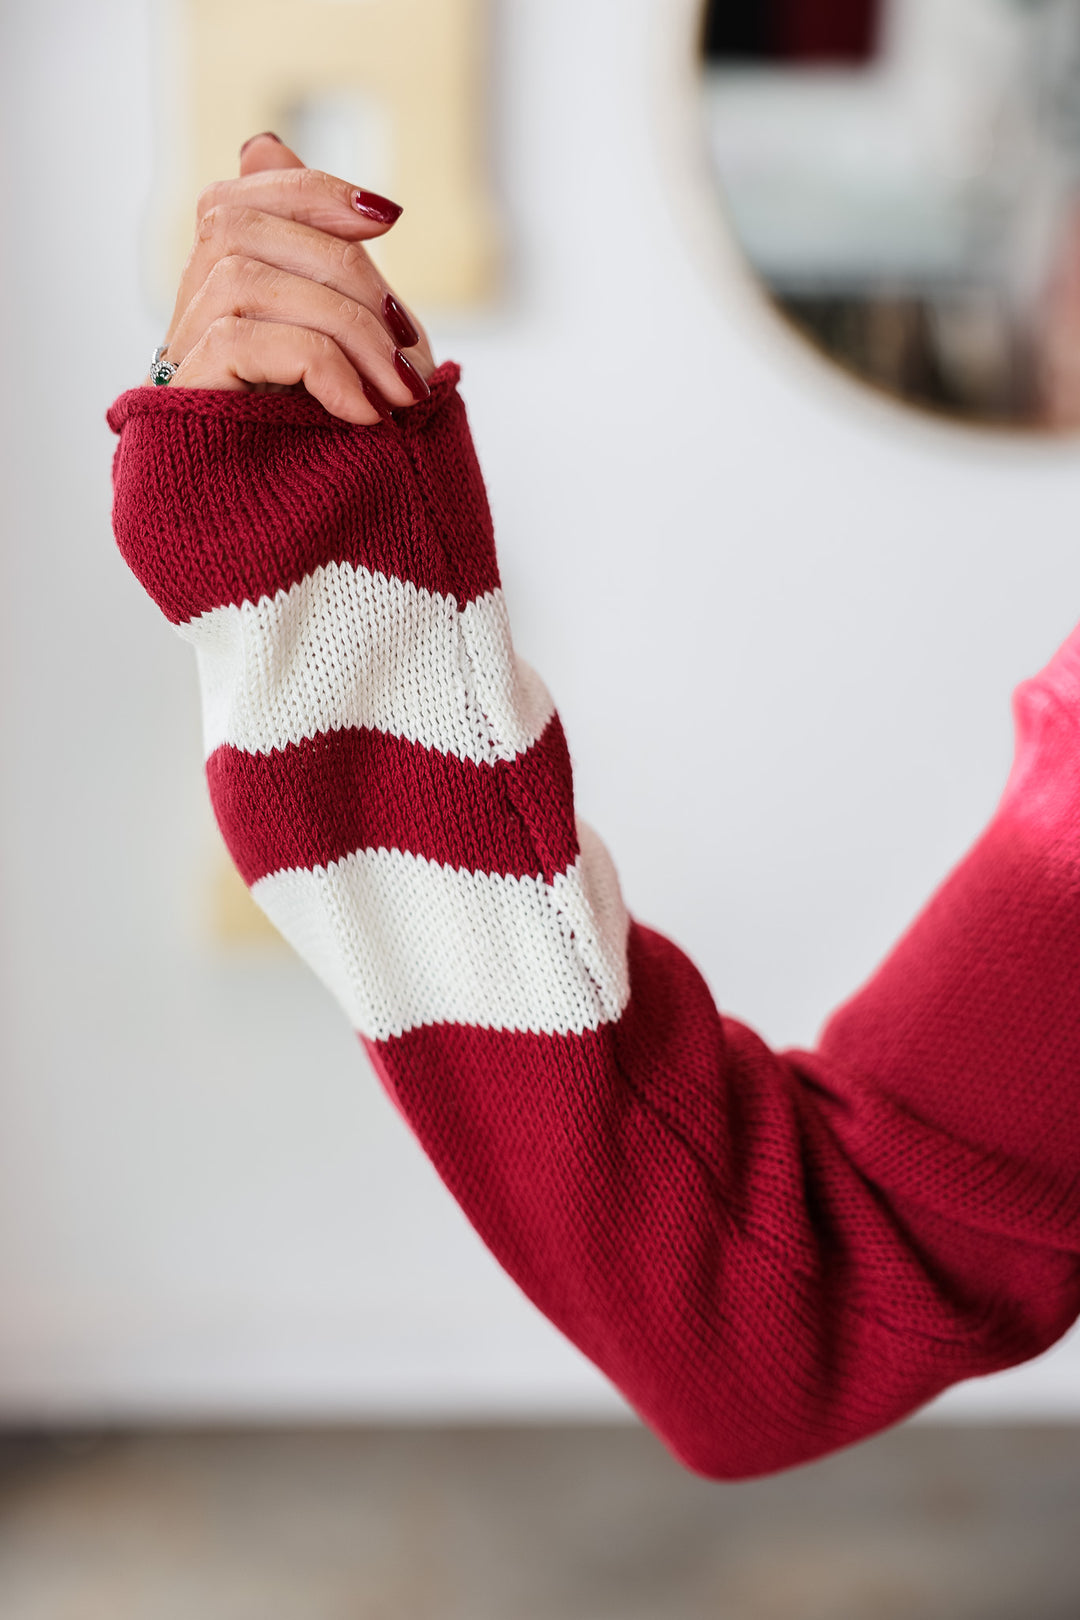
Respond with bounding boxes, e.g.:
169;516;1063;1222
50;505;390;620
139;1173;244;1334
699;0;1080;428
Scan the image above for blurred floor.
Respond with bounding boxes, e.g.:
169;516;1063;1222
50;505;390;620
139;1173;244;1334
0;1423;1077;1619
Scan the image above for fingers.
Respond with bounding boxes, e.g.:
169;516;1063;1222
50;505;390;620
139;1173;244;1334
153;130;435;421
165;156;404;344
170;317;389;426
238;131;304;177
199;163;403;246
184;204;430;367
227;133;429;365
183;206;386;337
164;164;422;364
168;256;431;412
166;197;434;383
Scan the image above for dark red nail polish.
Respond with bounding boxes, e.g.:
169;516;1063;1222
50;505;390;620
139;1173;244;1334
240;131;282;157
393;349;431;402
353;189;403;225
362;380;396;423
383;293;420;349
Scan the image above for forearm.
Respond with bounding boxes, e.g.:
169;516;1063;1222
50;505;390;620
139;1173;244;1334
109;370;1080;1478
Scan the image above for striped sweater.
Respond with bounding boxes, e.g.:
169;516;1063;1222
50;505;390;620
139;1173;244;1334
108;363;1080;1479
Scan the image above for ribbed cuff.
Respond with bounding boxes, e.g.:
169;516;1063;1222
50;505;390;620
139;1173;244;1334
107;362;500;624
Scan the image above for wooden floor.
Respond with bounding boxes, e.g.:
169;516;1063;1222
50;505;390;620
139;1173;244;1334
0;1424;1077;1618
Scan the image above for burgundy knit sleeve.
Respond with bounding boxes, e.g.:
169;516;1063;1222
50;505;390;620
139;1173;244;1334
109;371;1080;1479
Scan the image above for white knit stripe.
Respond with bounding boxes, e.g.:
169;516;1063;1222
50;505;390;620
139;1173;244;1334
177;561;555;764
249;820;631;1041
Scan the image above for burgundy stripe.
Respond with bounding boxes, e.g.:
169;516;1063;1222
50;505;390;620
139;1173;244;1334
108;363;501;624
208;714;579;886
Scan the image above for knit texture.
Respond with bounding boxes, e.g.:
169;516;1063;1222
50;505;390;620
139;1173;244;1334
109;368;1080;1478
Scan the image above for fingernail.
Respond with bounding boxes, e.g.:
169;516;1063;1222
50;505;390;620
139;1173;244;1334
240;131;282;157
362;380;396;423
383;293;420;349
353;188;403;224
393;349;431;402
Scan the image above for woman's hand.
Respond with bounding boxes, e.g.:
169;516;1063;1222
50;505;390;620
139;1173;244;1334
150;132;434;425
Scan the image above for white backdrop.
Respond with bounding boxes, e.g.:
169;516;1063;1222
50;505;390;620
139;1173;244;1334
0;0;1077;1421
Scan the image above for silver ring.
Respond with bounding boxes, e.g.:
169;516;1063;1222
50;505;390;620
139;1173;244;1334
150;344;179;386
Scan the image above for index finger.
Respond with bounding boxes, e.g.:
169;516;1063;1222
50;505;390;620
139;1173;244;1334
197;166;404;242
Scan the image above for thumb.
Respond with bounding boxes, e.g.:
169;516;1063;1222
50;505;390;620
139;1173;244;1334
239;131;305;178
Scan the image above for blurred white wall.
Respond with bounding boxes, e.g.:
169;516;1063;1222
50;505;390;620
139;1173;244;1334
0;0;1077;1422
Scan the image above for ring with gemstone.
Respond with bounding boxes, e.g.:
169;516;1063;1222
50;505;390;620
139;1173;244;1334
150;344;179;386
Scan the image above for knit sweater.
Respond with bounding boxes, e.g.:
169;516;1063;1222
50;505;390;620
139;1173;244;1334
108;364;1080;1479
